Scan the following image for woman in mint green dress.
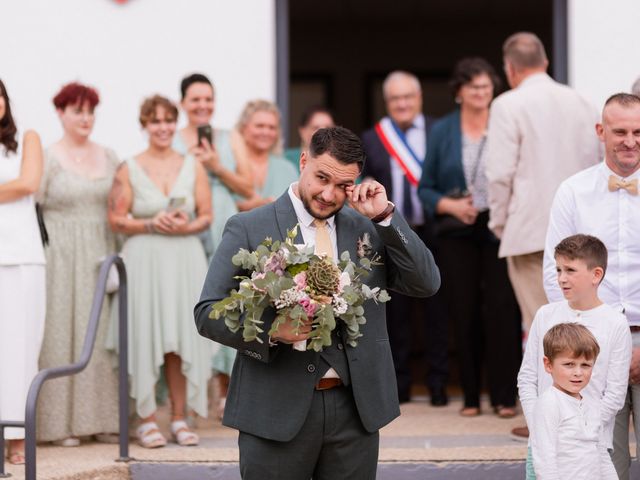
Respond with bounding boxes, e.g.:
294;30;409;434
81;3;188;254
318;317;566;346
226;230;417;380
107;95;213;448
173;74;257;417
173;74;254;257
234;99;298;212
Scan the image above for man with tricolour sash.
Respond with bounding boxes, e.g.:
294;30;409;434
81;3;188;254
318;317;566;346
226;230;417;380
361;70;449;406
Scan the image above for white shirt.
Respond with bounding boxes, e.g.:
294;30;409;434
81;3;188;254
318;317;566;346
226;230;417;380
544;162;640;326
390;114;425;226
288;184;338;259
531;387;617;480
517;301;631;448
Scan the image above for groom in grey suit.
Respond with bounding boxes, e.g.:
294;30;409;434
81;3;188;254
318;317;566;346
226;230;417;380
194;126;440;480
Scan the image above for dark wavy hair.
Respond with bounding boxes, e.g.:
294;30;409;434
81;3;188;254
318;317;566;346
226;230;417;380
0;79;18;154
449;57;502;98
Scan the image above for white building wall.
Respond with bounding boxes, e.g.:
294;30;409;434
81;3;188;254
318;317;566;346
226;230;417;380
569;0;640;112
1;0;276;158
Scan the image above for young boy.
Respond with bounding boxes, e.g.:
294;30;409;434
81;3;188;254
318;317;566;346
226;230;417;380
517;234;631;479
531;323;617;478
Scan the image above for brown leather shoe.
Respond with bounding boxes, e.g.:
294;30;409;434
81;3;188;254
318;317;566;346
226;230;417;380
510;425;529;441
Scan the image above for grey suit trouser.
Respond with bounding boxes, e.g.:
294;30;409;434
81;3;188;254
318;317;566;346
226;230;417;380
238;385;379;480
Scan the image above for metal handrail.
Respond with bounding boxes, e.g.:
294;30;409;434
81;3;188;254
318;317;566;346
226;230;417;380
0;254;129;479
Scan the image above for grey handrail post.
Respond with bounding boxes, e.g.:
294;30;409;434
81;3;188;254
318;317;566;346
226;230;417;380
115;257;130;462
20;254;128;480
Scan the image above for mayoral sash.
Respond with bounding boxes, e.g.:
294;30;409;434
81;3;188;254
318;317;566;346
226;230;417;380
374;117;423;186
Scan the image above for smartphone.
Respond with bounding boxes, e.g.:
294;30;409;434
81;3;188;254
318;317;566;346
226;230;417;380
167;197;186;212
197;124;213;146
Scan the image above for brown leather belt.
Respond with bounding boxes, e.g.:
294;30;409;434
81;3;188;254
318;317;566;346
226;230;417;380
630;326;640;333
315;378;343;390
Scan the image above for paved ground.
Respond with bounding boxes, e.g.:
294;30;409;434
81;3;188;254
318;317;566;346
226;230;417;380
2;395;636;479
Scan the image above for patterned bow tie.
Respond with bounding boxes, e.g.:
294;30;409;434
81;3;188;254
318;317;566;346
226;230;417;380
608;175;638;195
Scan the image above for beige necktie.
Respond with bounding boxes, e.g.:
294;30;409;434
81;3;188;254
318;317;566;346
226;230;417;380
608;175;638;195
314;219;333;259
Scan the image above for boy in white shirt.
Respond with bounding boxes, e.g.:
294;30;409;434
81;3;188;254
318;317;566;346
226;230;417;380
518;234;631;479
532;323;616;478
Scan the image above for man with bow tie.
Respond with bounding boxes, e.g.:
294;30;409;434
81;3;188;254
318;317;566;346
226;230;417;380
543;93;640;479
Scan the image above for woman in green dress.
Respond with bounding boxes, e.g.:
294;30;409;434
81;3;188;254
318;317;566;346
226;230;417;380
107;95;212;448
173;73;253;257
234;99;298;211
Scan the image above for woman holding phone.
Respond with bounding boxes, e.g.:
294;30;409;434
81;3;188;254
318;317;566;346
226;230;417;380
107;95;213;448
174;73;253;257
0;78;45;464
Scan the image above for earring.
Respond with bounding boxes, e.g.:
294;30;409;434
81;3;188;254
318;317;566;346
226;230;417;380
455;97;462;104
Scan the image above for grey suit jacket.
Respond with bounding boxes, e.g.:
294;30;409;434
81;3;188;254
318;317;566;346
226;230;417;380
194;192;440;442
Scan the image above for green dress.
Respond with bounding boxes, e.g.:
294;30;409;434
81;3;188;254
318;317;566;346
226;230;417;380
106;155;212;418
37;148;120;441
284;147;302;172
173;130;238;257
258;154;299;198
210;154;299;376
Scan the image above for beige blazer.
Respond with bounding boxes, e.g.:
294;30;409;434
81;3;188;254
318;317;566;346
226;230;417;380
485;73;601;258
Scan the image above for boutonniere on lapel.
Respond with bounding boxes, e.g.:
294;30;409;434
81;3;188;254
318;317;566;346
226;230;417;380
357;232;373;259
209;225;391;351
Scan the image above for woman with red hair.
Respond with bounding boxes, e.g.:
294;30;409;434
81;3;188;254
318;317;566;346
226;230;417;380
36;82;120;446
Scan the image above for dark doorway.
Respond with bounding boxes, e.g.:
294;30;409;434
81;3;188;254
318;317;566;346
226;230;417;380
288;0;554;144
288;0;554;394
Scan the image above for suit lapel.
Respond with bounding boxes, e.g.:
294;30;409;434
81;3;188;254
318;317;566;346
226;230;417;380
335;208;358;263
274;192;304;244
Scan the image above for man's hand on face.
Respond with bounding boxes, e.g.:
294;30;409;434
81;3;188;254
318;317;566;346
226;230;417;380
629;346;640;384
345;181;389;219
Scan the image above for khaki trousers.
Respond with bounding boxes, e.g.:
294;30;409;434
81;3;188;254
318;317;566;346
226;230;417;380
506;251;548;335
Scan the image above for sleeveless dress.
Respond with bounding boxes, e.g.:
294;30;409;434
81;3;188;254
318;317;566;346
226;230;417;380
0;144;46;440
36;148;120;441
174;130;240;377
173;129;238;257
106;155;212;418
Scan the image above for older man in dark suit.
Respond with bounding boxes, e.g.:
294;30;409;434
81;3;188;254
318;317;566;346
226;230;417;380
361;71;448;405
195;127;440;480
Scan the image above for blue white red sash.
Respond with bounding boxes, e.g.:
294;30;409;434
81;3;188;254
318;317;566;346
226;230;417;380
374;117;423;186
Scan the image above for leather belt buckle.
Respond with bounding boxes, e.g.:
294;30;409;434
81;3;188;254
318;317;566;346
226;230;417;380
315;378;343;391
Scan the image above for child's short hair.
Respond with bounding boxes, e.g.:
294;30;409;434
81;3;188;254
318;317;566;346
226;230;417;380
554;234;608;275
543;323;600;362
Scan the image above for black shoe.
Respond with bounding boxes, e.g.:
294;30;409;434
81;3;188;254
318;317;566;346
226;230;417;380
429;386;448;406
398;391;411;404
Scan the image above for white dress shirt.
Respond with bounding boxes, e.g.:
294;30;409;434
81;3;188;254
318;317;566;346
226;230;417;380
531;387;617;480
390;114;425;226
544;162;640;326
517;301;631;448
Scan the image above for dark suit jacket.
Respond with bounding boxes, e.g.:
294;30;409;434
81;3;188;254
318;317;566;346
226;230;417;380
361;115;435;197
194;193;440;442
417;109;467;217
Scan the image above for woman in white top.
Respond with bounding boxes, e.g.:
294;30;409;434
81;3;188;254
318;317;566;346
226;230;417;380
0;78;45;465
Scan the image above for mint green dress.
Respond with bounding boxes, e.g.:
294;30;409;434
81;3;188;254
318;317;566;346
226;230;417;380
284;147;302;172
173;129;238;258
258;155;299;199
209;154;298;376
106;155;212;419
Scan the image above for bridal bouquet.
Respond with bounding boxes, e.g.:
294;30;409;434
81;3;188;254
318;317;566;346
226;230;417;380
209;225;390;352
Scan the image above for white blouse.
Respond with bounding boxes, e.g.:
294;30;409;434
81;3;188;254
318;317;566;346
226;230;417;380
0;145;45;265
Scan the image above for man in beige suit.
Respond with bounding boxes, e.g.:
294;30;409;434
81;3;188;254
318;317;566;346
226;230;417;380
486;32;600;335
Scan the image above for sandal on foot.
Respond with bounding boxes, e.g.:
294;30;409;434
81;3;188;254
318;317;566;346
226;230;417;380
52;437;80;447
7;450;25;465
136;422;167;448
460;407;481;417
494;405;517;419
170;419;199;446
